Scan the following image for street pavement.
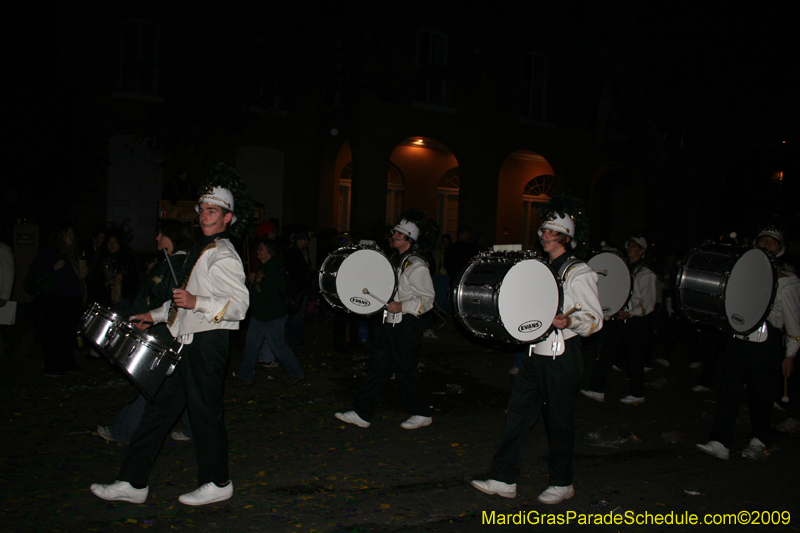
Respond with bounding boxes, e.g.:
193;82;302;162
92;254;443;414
1;308;799;532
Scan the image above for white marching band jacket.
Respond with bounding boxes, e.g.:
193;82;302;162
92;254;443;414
625;262;657;318
531;260;603;356
384;252;435;325
150;238;249;344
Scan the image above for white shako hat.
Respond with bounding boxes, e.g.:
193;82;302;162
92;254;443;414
393;219;419;242
755;226;785;257
196;186;237;224
626;236;647;249
537;214;576;249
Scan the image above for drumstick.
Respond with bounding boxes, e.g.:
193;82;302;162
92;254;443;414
363;288;396;327
163;248;179;285
783;375;790;403
362;288;387;305
561;303;582;318
594;270;608;276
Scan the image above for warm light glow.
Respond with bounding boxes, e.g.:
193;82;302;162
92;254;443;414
771;171;783;183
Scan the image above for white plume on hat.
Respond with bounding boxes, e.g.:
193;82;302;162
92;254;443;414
755;226;785;257
196;186;237;224
393;219;419;242
537;214;576;249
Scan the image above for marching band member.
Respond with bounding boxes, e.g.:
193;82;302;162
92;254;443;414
472;195;602;504
697;226;800;460
91;168;250;506
581;236;657;404
335;217;436;430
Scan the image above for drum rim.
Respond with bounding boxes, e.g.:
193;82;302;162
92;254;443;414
115;322;176;354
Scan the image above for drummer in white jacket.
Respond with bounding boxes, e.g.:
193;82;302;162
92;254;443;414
697;227;800;460
472;196;603;504
92;184;249;506
335;219;436;431
581;236;657;404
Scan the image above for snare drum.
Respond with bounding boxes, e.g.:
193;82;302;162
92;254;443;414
587;250;632;317
319;245;397;315
675;242;777;335
454;252;563;344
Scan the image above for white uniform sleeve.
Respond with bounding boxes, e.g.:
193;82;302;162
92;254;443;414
628;268;657;317
192;252;249;324
150;300;171;324
566;264;603;337
400;261;435;316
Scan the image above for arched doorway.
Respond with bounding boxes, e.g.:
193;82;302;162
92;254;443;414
496;150;557;247
388;136;458;231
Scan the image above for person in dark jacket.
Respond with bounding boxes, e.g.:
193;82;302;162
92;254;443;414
28;224;87;376
283;231;311;345
234;238;304;386
88;230;139;311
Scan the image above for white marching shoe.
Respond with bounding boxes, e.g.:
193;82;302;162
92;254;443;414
696;440;730;460
470;479;517;498
90;480;148;503
178;481;233;506
400;415;432;430
334;411;371;428
537;485;575;504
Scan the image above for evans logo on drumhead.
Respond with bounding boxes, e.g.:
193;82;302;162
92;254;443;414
602;307;611;313
730;314;745;325
518;320;542;333
350;297;371;307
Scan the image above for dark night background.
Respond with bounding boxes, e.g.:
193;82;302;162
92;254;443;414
6;2;798;258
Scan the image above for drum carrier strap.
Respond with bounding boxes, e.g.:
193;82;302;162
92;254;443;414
630;261;648;278
557;257;584;282
401;253;429;273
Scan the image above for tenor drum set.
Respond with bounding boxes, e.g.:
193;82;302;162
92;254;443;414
80;303;180;401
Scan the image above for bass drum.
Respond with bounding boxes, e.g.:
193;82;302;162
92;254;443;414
454;253;563;344
587;250;632;317
675;242;777;335
319;245;397;315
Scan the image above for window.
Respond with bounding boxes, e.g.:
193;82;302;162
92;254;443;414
386;163;405;225
414;30;452;107
338;163;352;232
437;168;460;238
520;52;547;121
522;175;555;249
119;20;159;95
